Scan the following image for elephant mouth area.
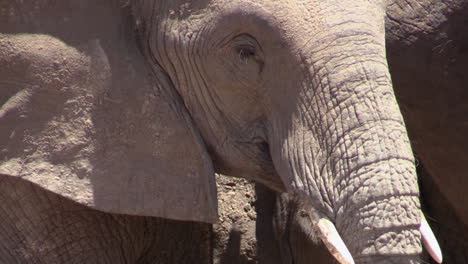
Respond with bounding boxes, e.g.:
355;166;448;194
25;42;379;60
211;138;287;191
247;140;288;192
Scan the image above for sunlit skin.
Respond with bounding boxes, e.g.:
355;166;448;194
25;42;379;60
0;0;448;263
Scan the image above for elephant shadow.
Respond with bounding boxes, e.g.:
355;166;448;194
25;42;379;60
218;183;335;264
218;227;248;264
217;183;283;264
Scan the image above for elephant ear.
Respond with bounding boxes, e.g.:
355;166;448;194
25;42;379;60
0;3;217;223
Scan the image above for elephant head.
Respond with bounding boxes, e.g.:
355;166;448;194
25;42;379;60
0;0;441;263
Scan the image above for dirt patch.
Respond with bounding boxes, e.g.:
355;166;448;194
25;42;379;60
214;174;258;264
214;174;283;264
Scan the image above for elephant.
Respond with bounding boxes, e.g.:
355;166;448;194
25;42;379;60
270;0;468;263
0;0;442;263
387;0;468;262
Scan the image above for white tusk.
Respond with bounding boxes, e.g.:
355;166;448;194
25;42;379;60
316;218;355;264
420;213;443;263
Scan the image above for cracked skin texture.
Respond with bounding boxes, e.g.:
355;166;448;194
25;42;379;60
0;0;435;263
270;1;468;263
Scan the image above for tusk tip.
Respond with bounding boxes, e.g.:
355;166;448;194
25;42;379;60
420;214;443;263
317;218;355;264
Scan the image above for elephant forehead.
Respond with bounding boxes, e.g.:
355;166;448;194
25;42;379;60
164;0;386;63
174;0;324;36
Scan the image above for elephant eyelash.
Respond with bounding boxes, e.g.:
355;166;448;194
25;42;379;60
228;34;264;74
237;45;256;62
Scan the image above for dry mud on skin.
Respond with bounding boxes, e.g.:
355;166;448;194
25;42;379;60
213;174;282;264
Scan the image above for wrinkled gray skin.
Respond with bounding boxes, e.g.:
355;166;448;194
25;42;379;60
0;176;213;263
273;0;468;263
1;0;424;263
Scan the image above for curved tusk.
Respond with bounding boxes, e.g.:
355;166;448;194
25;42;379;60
316;218;355;264
420;213;443;263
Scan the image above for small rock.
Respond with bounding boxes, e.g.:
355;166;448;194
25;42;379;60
226;181;237;187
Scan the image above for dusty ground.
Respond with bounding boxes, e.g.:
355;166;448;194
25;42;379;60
214;175;257;263
214;174;282;264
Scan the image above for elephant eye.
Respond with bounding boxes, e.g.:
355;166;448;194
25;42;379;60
237;45;256;62
230;34;264;73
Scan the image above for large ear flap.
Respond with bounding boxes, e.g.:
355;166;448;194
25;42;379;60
0;2;217;223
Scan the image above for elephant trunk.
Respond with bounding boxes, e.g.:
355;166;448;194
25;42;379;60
268;17;434;263
321;55;421;261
